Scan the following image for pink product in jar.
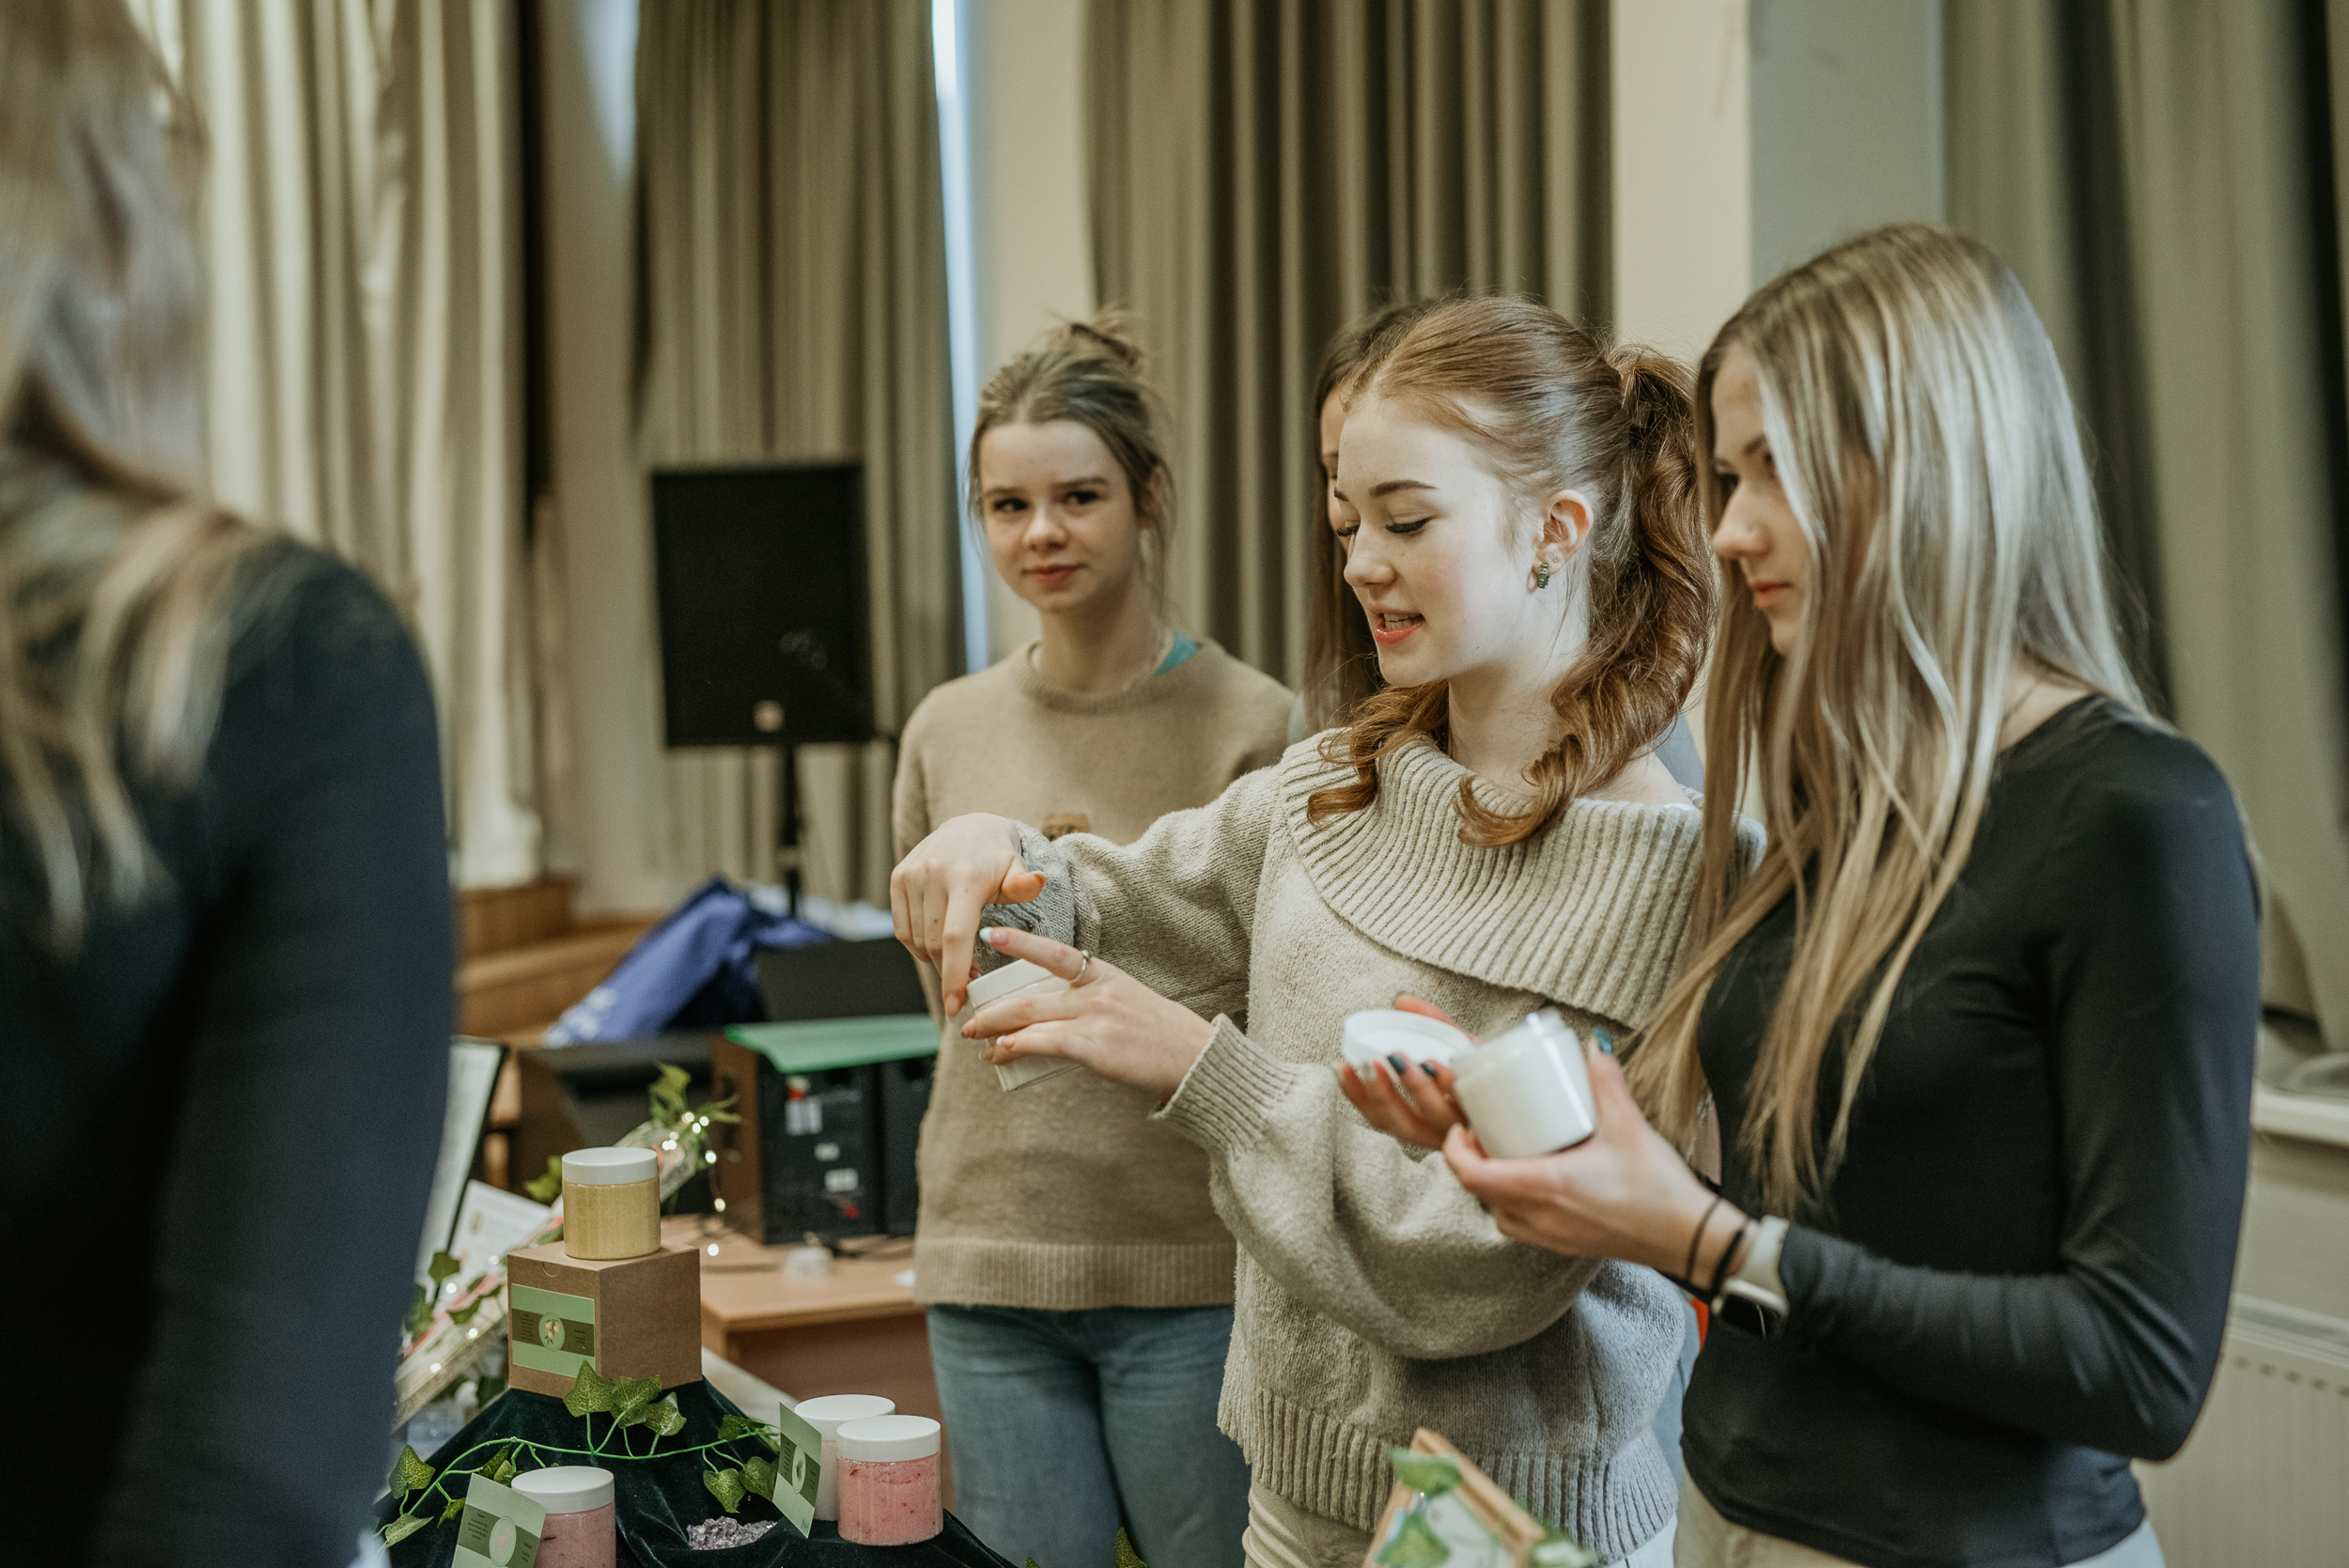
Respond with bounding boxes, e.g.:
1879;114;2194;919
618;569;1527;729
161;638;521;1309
512;1466;615;1568
834;1415;942;1546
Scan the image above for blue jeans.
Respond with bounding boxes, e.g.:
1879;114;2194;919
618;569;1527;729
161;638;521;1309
927;1303;1251;1568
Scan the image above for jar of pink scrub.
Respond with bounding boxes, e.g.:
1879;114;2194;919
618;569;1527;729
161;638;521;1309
834;1415;942;1545
513;1466;615;1568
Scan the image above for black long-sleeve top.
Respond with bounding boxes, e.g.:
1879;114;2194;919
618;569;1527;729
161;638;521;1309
1683;698;2259;1568
3;545;452;1567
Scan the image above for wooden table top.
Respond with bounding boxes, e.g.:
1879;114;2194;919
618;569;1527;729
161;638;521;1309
666;1216;922;1337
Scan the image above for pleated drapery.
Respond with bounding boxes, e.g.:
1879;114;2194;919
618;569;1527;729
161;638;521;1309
126;0;539;888
1085;0;1611;688
1946;2;2349;1051
635;0;957;904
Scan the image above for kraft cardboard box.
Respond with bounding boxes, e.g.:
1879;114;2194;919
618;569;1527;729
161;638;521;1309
506;1241;703;1397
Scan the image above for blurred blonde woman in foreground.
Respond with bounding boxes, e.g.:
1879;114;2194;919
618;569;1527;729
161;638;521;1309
2;6;452;1564
1357;225;2257;1568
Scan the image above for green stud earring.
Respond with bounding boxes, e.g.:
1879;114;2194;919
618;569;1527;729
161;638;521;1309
1532;560;1552;591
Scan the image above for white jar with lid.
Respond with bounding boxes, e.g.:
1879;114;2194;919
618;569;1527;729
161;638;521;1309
794;1393;894;1521
835;1414;943;1545
1451;1009;1597;1157
511;1465;615;1568
960;959;1083;1091
560;1146;661;1260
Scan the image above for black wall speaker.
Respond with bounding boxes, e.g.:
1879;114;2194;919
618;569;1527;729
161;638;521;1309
650;461;874;747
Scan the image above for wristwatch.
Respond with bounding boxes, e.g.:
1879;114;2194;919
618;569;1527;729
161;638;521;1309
1719;1215;1790;1316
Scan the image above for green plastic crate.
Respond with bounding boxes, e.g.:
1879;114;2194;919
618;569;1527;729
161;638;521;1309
723;1014;940;1075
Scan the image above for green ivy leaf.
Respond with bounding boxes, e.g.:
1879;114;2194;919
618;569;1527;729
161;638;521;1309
1377;1513;1451;1568
523;1157;563;1203
428;1250;462;1287
441;1496;467;1521
704;1467;747;1515
1026;1560;1045;1568
390;1444;436;1497
717;1413;758;1443
1115;1527;1148;1568
1527;1533;1601;1568
403;1283;433;1340
740;1456;778;1502
383;1513;431;1547
1386;1450;1462;1497
561;1363;619;1418
610;1375;662;1428
639;1393;688;1439
447;1298;482;1327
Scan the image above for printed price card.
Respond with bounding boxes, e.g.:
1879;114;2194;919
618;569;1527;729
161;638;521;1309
773;1400;823;1536
452;1474;547;1568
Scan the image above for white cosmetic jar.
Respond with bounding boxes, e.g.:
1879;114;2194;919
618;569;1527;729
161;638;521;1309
1450;1009;1597;1158
1339;1009;1475;1073
961;959;1083;1091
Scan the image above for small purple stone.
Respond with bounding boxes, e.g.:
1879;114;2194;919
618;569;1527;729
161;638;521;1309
688;1515;777;1551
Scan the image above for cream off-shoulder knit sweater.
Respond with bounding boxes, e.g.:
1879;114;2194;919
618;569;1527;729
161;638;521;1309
980;732;1761;1561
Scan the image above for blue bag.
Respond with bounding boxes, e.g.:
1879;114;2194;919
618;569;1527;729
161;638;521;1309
542;877;833;1045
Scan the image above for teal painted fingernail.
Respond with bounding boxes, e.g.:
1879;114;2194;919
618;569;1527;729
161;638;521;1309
1389;1055;1410;1077
1593;1028;1615;1056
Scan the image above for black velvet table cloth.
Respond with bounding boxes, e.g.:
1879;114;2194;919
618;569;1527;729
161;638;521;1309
377;1384;1013;1568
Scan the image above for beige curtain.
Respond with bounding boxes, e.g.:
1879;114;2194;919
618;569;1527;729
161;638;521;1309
1947;2;2349;1051
635;0;957;904
129;0;540;889
1086;0;1610;684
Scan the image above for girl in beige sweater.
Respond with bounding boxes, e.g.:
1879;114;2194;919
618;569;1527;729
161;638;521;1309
895;318;1291;1568
895;299;1754;1568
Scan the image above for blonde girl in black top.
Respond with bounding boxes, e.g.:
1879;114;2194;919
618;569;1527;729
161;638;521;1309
1351;225;2257;1568
2;7;452;1565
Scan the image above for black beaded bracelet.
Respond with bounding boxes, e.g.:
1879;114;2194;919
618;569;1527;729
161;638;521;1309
1706;1215;1758;1307
1682;1195;1726;1293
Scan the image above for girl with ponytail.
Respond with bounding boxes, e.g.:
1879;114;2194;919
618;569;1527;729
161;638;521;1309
892;296;1749;1568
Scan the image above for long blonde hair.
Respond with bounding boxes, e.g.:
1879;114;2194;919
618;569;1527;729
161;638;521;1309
1627;225;2144;1214
1;0;272;947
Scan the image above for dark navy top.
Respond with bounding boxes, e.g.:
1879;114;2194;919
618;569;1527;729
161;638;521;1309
4;544;451;1566
1684;698;2258;1568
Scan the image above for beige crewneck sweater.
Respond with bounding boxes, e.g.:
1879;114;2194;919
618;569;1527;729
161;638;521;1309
987;733;1763;1560
894;637;1292;1310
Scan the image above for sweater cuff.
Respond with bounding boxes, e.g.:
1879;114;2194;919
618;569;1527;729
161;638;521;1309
981;823;1077;949
1155;1016;1310;1152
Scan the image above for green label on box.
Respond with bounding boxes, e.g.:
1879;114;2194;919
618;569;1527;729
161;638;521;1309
509;1283;597;1378
453;1474;545;1568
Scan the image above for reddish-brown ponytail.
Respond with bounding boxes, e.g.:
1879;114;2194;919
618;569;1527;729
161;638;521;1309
1307;299;1713;845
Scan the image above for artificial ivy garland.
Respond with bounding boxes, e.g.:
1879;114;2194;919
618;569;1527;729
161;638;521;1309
379;1362;784;1547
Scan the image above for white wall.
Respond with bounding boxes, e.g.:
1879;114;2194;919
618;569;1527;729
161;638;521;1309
1749;0;1944;284
965;0;1093;662
1611;0;1753;364
1611;0;1946;365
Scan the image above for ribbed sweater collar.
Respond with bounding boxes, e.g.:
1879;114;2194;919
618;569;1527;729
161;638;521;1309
1279;734;1710;1027
1007;637;1218;716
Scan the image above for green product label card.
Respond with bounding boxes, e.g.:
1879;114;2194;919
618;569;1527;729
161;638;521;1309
773;1400;822;1537
452;1474;546;1568
509;1283;598;1378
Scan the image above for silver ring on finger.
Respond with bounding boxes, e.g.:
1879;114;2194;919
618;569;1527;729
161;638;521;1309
1072;949;1092;986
